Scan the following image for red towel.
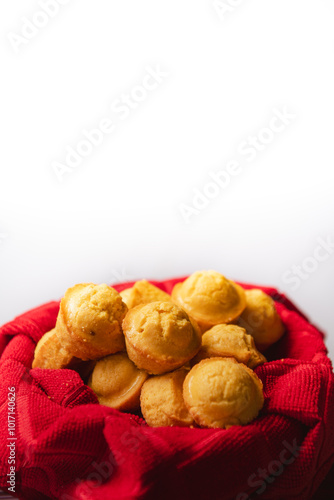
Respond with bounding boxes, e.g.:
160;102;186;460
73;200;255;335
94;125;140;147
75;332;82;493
0;278;333;500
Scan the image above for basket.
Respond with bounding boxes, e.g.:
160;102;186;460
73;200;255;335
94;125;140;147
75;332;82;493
0;277;333;500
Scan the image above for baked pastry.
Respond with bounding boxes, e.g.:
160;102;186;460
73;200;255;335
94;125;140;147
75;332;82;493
32;328;76;369
120;280;172;309
119;287;133;307
183;357;264;429
238;289;284;351
172;271;246;333
32;329;95;379
88;352;148;411
122;301;202;374
191;324;266;369
55;283;128;360
140;368;194;427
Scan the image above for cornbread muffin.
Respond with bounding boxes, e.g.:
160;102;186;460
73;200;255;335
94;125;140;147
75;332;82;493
192;324;266;369
183;357;264;429
122;301;202;375
55;283;128;360
238;289;284;351
32;329;96;379
172;271;246;333
140;369;194;427
88;352;148;411
120;280;172;309
32;329;76;369
119;287;133;307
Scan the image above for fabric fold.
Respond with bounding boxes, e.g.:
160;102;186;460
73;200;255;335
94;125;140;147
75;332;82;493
0;278;333;500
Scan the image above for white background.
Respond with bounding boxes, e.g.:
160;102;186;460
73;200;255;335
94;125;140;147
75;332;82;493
0;1;333;361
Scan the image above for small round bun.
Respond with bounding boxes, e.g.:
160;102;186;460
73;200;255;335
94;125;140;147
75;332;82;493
172;271;246;332
32;329;95;379
32;329;75;369
56;283;128;360
238;289;284;351
122;301;201;374
120;280;172;309
88;352;148;411
140;369;194;427
191;324;266;369
183;357;264;429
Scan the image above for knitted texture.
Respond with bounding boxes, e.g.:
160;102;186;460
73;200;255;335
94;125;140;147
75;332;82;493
0;278;333;500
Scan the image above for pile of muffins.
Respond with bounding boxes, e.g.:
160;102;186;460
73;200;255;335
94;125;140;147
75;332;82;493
32;271;285;429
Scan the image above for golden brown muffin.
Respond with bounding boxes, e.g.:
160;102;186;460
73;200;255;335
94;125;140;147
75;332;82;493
238;289;284;351
88;352;148;411
119;287;133;307
120;280;172;309
140;369;194;427
32;329;95;379
122;301;202;375
191;324;266;369
55;283;128;360
32;329;76;369
172;271;246;333
183;357;264;429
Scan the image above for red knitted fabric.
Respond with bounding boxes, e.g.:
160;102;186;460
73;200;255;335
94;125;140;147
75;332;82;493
0;278;333;500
